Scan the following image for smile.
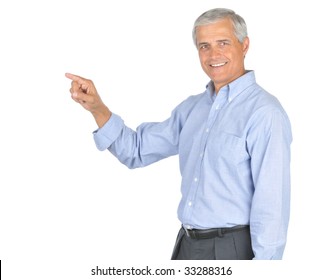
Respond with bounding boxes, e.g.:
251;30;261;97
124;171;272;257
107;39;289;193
210;62;227;67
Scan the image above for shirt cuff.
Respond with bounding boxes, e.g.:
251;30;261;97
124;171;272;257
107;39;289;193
93;113;124;151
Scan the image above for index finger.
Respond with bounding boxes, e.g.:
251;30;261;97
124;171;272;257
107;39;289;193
65;73;87;84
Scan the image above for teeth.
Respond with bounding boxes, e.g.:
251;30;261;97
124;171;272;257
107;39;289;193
211;62;226;67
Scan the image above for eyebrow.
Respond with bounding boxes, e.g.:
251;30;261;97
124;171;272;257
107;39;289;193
198;42;209;47
216;39;230;43
198;39;230;47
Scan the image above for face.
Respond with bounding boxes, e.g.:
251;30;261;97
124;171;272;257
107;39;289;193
196;18;249;93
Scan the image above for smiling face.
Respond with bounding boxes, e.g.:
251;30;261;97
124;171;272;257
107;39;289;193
196;18;249;93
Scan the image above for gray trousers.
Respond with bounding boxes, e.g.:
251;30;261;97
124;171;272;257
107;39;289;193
171;226;254;260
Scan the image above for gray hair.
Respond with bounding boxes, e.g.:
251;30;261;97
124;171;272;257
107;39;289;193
192;8;248;47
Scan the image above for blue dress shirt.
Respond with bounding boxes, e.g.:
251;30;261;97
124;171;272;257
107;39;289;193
93;71;292;260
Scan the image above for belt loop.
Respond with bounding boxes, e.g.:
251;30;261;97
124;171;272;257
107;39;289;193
183;226;190;238
218;228;223;238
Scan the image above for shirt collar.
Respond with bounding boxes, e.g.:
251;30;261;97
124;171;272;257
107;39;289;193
206;70;256;103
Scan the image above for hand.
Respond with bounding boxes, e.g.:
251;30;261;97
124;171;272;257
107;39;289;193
65;73;112;128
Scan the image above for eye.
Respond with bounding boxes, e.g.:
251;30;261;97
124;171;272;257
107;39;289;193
218;41;229;47
199;44;209;51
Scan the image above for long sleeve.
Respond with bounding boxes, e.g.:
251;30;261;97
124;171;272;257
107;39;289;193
93;101;190;168
247;106;292;259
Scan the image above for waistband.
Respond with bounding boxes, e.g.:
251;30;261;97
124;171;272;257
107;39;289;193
183;225;249;239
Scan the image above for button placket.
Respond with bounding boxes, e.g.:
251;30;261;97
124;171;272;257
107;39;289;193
183;92;228;225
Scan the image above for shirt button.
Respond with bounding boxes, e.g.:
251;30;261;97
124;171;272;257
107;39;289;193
216;105;220;110
205;128;209;133
194;177;198;182
188;201;192;206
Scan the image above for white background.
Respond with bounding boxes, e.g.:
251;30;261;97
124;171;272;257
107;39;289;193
0;0;321;279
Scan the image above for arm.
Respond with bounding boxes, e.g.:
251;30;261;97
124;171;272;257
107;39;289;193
247;107;292;259
66;73;184;169
94;110;182;169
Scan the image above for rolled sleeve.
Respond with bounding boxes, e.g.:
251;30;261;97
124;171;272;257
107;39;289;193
93;113;124;151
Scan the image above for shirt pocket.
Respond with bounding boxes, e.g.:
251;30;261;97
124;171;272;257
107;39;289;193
217;132;247;164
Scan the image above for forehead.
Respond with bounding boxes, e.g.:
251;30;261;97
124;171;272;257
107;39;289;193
196;18;236;42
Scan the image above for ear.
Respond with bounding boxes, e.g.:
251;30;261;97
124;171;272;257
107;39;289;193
242;37;250;56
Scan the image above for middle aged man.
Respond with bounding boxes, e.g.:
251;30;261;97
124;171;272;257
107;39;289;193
66;8;292;260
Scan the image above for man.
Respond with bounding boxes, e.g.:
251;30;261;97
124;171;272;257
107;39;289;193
66;8;292;260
